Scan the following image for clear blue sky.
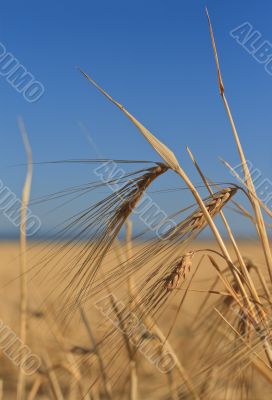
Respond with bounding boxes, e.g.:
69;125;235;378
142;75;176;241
0;0;271;237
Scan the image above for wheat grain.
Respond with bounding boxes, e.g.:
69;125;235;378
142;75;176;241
164;251;194;291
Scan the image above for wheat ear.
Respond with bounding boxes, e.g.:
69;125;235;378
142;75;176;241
186;147;262;318
79;68;239;286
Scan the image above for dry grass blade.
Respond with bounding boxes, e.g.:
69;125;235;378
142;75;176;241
27;377;42;400
43;353;64;400
151;324;200;400
125;220;138;400
80;308;112;399
17;117;33;400
79;68;180;171
206;8;272;283
108;294;138;400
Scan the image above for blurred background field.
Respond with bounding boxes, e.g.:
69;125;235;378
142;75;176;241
0;239;270;399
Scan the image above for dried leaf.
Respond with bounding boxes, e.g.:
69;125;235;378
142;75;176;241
79;68;180;171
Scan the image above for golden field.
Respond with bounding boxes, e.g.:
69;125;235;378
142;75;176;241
0;240;270;399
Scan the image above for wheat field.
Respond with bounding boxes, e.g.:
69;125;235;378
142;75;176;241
1;9;272;400
0;239;271;399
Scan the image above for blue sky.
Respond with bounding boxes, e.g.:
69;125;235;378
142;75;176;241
0;0;271;237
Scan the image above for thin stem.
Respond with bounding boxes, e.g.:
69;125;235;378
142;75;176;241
206;8;272;283
17;117;32;400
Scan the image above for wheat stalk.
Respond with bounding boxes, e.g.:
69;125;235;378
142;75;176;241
80;307;112;399
206;8;272;369
17;117;32;400
206;8;272;284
